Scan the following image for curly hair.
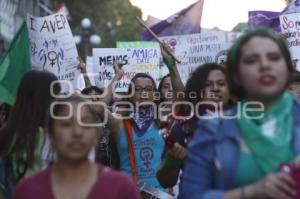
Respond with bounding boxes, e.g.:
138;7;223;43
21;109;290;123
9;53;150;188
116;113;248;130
185;63;226;105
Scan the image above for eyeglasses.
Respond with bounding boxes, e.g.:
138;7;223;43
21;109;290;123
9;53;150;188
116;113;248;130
134;86;155;93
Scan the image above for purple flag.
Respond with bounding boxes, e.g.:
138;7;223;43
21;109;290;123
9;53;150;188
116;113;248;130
248;11;281;32
145;15;162;27
141;0;204;40
248;0;300;32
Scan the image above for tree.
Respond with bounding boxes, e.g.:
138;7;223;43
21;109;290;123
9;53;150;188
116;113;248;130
232;23;248;32
57;0;143;55
284;0;292;4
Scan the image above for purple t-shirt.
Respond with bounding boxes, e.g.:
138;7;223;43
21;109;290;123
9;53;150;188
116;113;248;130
13;165;141;199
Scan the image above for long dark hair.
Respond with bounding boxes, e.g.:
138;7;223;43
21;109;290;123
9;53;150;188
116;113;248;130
0;102;11;129
81;86;103;95
0;70;60;179
185;63;226;105
158;74;171;103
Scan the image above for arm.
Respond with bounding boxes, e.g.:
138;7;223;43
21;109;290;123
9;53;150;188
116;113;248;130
180;119;296;199
156;121;186;188
100;61;123;105
178;122;224;199
156;151;182;188
160;44;185;101
77;56;92;88
94;103;122;141
223;173;296;199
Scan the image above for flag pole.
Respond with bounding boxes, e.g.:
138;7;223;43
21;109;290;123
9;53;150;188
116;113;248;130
136;16;181;64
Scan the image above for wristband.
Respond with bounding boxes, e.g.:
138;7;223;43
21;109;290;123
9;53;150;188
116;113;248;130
163;57;176;71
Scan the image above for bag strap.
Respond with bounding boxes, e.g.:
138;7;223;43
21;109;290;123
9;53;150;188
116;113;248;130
123;119;138;186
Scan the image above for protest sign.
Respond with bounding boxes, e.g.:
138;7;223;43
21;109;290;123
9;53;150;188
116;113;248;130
26;12;80;92
117;41;168;81
93;48;160;92
159;29;241;83
280;13;300;71
128;47;160;83
93;48;130;92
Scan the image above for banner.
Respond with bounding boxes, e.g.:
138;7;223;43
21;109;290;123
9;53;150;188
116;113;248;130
26;12;79;92
160;29;241;83
248;11;281;32
248;0;300;33
116;41;168;80
93;48;160;92
280;12;300;70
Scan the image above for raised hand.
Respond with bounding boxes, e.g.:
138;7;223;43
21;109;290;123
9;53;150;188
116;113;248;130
160;43;176;69
113;60;124;80
77;56;87;74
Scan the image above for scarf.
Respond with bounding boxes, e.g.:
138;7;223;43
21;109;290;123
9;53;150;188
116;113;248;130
237;92;295;173
130;106;154;136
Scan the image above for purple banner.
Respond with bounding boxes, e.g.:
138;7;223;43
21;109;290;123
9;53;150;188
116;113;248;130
248;0;300;32
248;11;281;32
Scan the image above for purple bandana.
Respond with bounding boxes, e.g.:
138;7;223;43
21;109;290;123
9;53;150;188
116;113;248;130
130;106;154;136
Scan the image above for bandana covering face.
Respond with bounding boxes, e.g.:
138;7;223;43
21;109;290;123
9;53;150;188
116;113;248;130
130;106;154;136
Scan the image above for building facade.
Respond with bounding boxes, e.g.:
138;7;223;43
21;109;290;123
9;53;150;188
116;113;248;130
0;0;53;49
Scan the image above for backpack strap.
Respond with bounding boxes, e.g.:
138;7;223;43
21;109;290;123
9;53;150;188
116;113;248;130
123;119;138;186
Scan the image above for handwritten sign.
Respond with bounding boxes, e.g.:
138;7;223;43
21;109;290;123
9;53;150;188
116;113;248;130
93;48;129;91
280;13;300;71
128;47;160;83
117;41;168;81
159;29;241;83
93;48;160;92
26;12;79;92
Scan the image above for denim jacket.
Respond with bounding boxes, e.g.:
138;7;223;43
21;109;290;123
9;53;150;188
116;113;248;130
179;98;300;199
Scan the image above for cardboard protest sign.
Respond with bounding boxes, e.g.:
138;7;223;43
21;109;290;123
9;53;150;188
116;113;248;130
93;48;128;90
117;41;169;81
93;48;160;92
127;47;160;83
159;29;241;83
280;13;300;71
26;12;79;92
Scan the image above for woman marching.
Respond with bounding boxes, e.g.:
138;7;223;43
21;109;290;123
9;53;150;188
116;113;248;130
0;70;60;199
13;95;140;199
180;28;300;199
157;63;231;192
111;43;183;196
